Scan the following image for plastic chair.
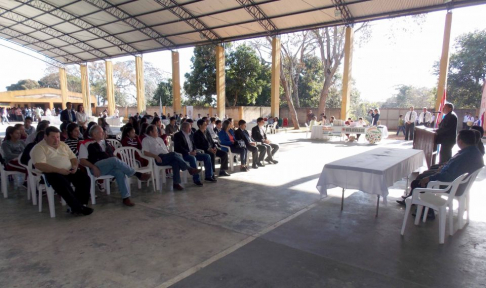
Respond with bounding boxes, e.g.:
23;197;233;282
39;174;66;218
106;139;122;150
305;123;310;138
424;168;482;229
83;165;116;205
114;147;155;192
0;150;25;198
220;145;239;171
18;159;37;205
400;173;468;244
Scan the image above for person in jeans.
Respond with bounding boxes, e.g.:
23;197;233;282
396;115;406;136
79;125;151;207
142;124;200;191
31;126;93;216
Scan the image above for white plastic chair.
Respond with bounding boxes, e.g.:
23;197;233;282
220;145;238;171
18;159;36;205
39;174;66;218
0;150;25;198
106;139;122;150
305;123;310;138
424;168;482;229
83;165;116;205
114;147;155;192
400;173;468;244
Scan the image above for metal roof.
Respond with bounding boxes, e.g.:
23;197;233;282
0;0;485;65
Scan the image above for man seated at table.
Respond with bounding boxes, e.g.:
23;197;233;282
235;120;265;169
142;124;200;191
194;119;230;176
32;126;93;216
79;125;151;207
174;122;215;185
251;117;279;164
396;130;484;218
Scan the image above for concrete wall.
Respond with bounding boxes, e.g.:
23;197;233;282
278;107;341;126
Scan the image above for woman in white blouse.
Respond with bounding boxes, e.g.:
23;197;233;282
76;104;88;133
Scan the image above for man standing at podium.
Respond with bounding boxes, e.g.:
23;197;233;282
404;106;417;141
436;102;458;164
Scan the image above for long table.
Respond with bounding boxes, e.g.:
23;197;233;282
311;125;389;141
316;147;426;216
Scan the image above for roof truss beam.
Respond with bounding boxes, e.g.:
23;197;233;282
332;0;354;26
82;0;175;49
236;0;277;34
153;0;221;42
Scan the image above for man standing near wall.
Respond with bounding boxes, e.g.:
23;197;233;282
404;106;417;141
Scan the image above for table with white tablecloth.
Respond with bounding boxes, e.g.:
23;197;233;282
311;125;389;141
316;148;426;215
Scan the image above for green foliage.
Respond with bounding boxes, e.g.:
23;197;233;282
38;73;82;92
148;79;173;106
443;30;486;108
298;56;324;107
183;45;218;105
381;85;435;108
6;79;40;91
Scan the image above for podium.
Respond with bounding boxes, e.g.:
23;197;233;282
413;126;437;167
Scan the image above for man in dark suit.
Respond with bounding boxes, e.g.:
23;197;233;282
436;102;458;164
251;117;279;164
174;122;216;185
235;120;265;169
194;119;230;176
60;102;76;122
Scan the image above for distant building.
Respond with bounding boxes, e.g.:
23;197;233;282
0;88;96;110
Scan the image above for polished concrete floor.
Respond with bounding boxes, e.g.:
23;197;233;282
1;131;485;288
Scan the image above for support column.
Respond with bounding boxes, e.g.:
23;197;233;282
135;55;146;114
172;51;181;116
341;26;354;120
209;107;213;118
238;106;244;121
271;37;281;118
59;67;68;109
216;45;226;119
435;12;453;111
105;60;115;116
80;64;92;117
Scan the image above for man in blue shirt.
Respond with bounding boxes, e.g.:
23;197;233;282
397;129;484;215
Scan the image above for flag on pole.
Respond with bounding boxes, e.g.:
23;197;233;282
435;89;447;128
159;95;163;116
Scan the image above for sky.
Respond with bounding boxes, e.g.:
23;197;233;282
1;4;486;103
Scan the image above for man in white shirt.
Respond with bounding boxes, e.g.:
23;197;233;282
418;107;432;127
404;106;417;141
463;112;470;129
32;126;93;216
142;124;200;191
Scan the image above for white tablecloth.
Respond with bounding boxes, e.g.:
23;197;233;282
105;117;124;126
311;125;389;140
316;148;426;204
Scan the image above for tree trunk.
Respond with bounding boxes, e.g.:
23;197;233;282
317;76;333;117
281;76;300;129
292;77;300;108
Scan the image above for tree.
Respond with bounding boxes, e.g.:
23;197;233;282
183;45;218;105
226;44;269;106
297;55;324;107
38;73;82;92
381;85;435;109
6;79;40;91
148;79;173;106
439;30;486;108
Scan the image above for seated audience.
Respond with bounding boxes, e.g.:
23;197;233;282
121;125;148;167
142;124;200;191
14;123;27;140
25;120;50;145
397;130;484;218
83;121;97;140
1;126;27;185
32;127;93;216
139;122;150;142
98;117;113;135
235;120;265;169
76;104;88;134
24;117;35;136
207;117;218;139
194;119;230;177
165;117;179;136
214;120;222;134
21;131;45;166
64;123;81;156
471;125;485;155
251;117;279;164
79;125;151;207
218;120;248;172
184;118;197;133
60;121;71;141
174;122;215;185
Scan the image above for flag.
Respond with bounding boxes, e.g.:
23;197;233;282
159;95;163;116
435;89;447;128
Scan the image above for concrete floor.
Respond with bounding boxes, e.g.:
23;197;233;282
1;130;485;288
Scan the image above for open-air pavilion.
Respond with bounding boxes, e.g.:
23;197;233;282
1;0;486;287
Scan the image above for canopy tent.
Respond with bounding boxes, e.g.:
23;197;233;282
1;0;485;65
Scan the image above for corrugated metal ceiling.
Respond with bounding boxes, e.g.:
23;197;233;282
0;0;484;65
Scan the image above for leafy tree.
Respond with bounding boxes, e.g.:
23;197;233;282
439;30;486;108
6;79;40;91
183;45;219;105
381;85;435;108
38;73;82;92
226;44;268;106
148;79;173;106
298;56;324;107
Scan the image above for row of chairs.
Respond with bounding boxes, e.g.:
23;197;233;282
401;168;482;244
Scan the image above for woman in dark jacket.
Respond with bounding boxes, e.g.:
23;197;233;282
218;120;248;172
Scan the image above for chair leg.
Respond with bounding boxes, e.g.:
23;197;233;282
414;205;423;225
422;207;429;223
151;172;155;192
90;180;96;205
105;180;111;195
30;177;37;205
38;188;43;212
448;203;454;236
466;192;470;226
1;172;7;198
401;199;412;235
439;207;446;244
47;188;56;218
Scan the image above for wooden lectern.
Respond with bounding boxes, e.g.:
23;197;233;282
413;126;437;168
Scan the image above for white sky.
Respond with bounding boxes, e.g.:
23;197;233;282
1;4;486;103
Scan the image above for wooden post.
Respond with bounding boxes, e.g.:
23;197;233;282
59;67;68;109
271;37;281;118
105;60;115;116
172;51;181;116
216;45;226;119
135;55;145;113
435;12;453;111
341;26;354;120
80;64;92;116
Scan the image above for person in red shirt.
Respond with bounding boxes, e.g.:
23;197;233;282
120;126;147;167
